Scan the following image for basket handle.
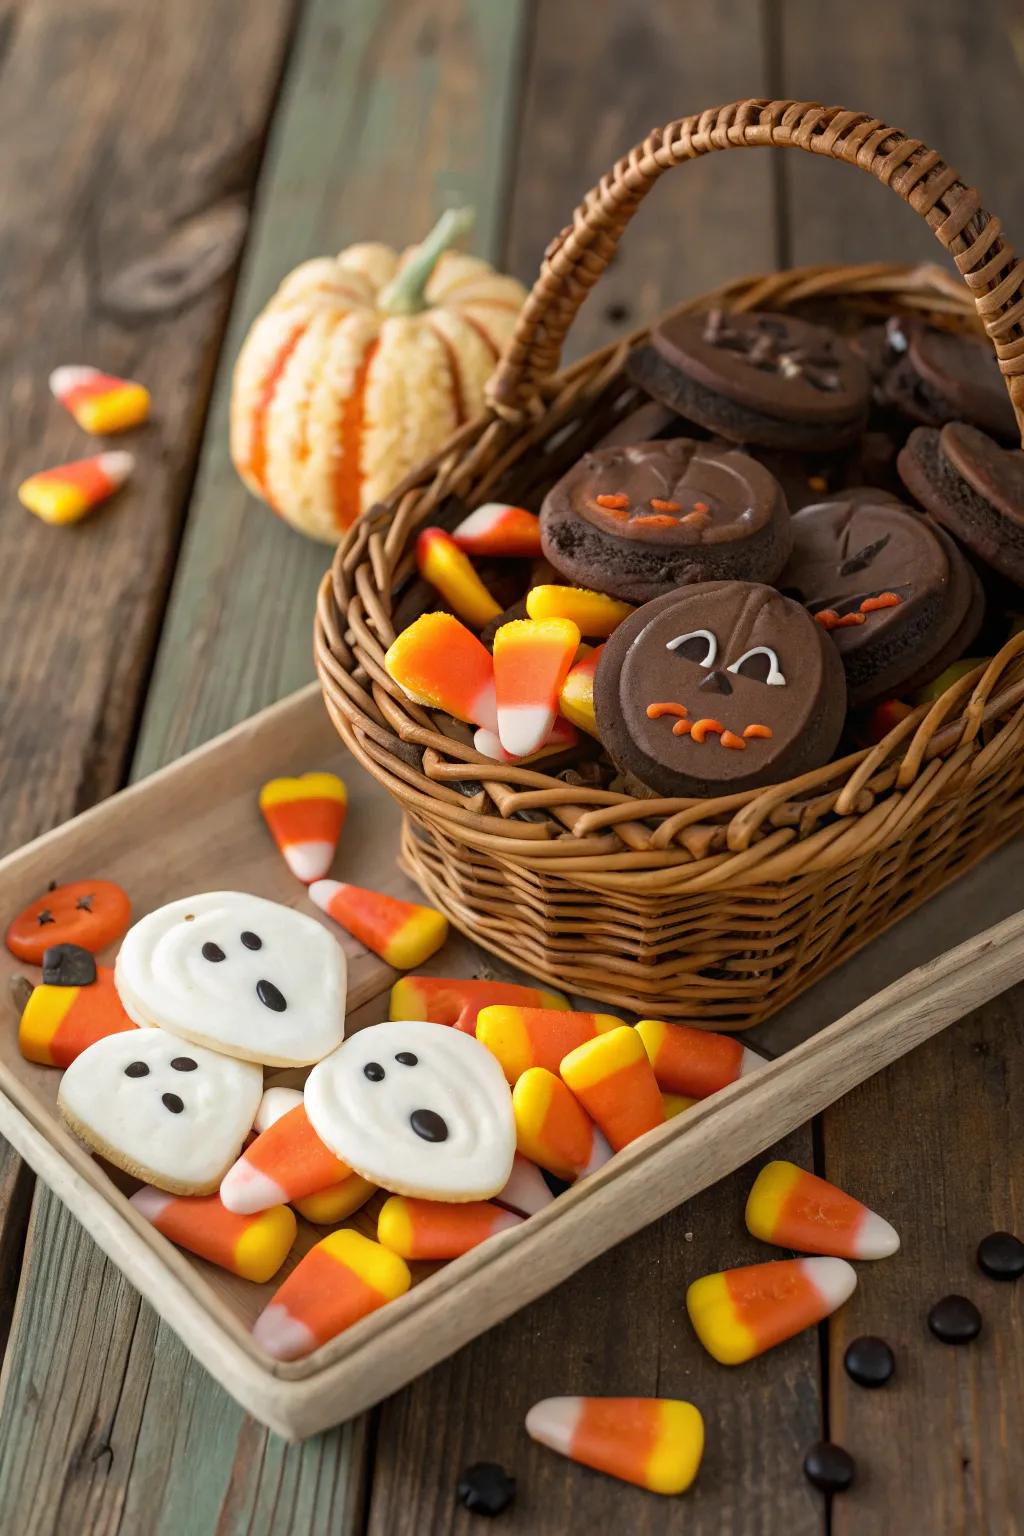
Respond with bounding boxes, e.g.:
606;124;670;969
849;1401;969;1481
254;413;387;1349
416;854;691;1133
485;99;1024;442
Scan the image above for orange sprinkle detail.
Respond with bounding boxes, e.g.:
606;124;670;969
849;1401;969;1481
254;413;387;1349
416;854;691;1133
743;723;773;739
595;493;630;510
815;609;866;630
692;501;710;513
860;592;902;612
632;514;678;528
681;511;711;528
690;718;725;743
650;498;682;513
807;475;828;492
720;730;747;750
646;702;689;720
672;718;693;736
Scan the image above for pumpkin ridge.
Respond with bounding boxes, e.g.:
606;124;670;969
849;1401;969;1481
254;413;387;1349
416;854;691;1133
250;319;313;500
427;317;467;427
332;338;379;533
455;310;501;362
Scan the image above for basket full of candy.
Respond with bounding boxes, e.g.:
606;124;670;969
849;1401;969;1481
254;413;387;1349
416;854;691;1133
314;100;1024;1028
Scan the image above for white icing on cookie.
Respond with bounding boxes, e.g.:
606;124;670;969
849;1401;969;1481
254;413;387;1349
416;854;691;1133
115;892;346;1067
305;1020;515;1201
58;1030;263;1194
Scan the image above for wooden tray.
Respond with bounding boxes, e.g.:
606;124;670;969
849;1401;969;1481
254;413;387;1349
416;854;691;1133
0;683;1022;1441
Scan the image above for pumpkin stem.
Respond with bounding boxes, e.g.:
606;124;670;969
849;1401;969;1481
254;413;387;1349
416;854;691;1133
378;206;475;315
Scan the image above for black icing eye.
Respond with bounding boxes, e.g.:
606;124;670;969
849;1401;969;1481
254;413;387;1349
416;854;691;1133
411;1108;448;1142
395;1052;418;1066
241;931;262;950
364;1061;385;1082
124;1061;149;1078
202;942;226;963
256;979;287;1012
666;628;717;666
161;1093;184;1114
727;646;786;686
171;1057;197;1072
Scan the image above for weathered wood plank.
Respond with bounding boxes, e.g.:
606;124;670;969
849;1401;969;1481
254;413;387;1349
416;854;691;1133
824;987;1024;1534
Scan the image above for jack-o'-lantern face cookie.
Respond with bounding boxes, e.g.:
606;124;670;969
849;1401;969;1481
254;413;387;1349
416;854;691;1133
115;892;346;1068
595;581;847;797
6;879;131;965
539;439;792;605
58;1029;263;1194
305;1020;516;1201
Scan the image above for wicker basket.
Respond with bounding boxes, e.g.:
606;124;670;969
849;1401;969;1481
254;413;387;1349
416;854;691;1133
314;100;1024;1029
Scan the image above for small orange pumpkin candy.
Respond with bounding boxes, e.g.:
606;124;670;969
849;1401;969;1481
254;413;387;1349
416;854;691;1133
230;209;526;544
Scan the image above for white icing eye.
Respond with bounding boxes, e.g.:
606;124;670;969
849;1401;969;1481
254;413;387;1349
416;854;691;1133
666;629;717;666
727;646;786;685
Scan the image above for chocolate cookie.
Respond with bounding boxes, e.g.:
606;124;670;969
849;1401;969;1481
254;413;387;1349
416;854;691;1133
866;318;1018;441
627;309;870;451
898;422;1024;587
780;491;983;705
594;396;690;450
539;439;792;605
594;581;846;797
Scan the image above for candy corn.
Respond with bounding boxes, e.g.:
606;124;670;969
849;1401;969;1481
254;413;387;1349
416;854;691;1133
494;617;580;758
254;1085;303;1133
18;451;134;526
220;1103;352;1214
250;1088;377;1222
309;879;448;969
636;1019;762;1100
560;1026;665;1151
662;1092;697;1120
745;1161;900;1260
862;698;914;744
130;1186;296;1283
526;585;634;638
451;502;542;558
512;1068;611;1182
415;527;502;629
17;965;135;1067
473;715;578;763
49;365;150;434
476;1005;621;1084
390;975;569;1035
495;1152;555;1217
686;1257;857;1365
258;772;347;884
558;645;604;737
526;1397;704;1496
253;1229;411;1360
377;1195;522;1260
384;612;497;731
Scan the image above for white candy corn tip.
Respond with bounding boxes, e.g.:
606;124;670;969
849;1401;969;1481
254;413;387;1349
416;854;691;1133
252;1304;316;1362
254;1085;303;1134
855;1209;901;1260
473;728;508;761
496;1155;554;1217
129;1185;173;1222
498;705;554;759
579;1129;613;1180
99;450;135;487
49;364;99;396
801;1255;858;1310
739;1047;764;1076
284;840;335;884
220;1159;288;1215
308;878;342;915
525;1396;580;1456
472;678;499;736
452;503;511;537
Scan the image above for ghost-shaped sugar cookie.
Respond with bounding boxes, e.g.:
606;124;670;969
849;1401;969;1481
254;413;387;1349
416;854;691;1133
305;1020;516;1201
58;1030;263;1194
595;580;847;797
115;892;346;1068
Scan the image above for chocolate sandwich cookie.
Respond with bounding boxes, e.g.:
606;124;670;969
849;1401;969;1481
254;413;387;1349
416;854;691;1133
898;422;1024;587
594;580;846;798
594;396;690;450
868;318;1018;441
780;491;983;705
539;438;792;605
627;309;870;451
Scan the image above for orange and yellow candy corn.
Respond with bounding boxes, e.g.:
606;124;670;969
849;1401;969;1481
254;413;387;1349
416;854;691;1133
130;1185;296;1283
415;526;502;629
18;451;133;526
251;1087;377;1223
494;617;580;758
390;974;569;1035
310;879;448;969
377;1194;522;1260
385;611;497;731
220;1103;353;1214
558;644;604;736
526;584;634;638
636;1018;762;1100
473;715;578;763
745;1161;900;1260
662;1091;697;1120
476;1005;621;1084
496;1152;554;1216
526;1396;704;1496
686;1256;857;1365
451;502;542;558
49;365;150;434
512;1067;610;1182
253;1229;411;1360
259;772;347;884
18;965;135;1068
560;1026;665;1151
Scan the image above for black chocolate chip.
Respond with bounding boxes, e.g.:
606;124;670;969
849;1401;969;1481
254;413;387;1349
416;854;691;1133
364;1061;385;1082
928;1294;981;1344
241;931;262;950
42;943;96;987
161;1092;184;1114
170;1057;198;1072
124;1061;149;1078
803;1441;855;1494
456;1462;516;1517
36;909;55;926
256;979;287;1012
202;942;226;963
395;1052;418;1066
75;894;94;911
977;1231;1024;1281
411;1108;448;1142
843;1336;895;1388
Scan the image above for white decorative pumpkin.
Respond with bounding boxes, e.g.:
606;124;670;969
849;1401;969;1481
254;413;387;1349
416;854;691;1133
230;210;526;543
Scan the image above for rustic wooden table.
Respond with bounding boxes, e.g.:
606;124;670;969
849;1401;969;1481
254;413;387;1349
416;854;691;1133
0;2;1022;1531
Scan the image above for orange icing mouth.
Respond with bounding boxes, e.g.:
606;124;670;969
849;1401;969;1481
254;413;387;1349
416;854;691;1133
647;703;773;746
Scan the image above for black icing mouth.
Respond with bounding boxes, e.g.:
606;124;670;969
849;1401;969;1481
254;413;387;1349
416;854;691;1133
256;979;287;1012
410;1108;448;1142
